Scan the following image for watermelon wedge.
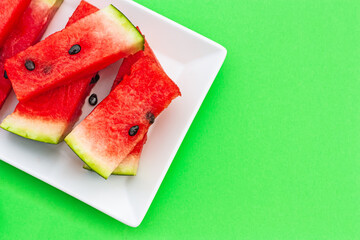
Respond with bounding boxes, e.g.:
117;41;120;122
5;4;144;101
105;38;161;176
84;136;147;176
1;1;99;144
65;54;181;179
0;0;63;109
84;38;156;176
0;0;31;45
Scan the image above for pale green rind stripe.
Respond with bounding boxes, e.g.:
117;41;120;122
65;134;113;179
0;116;63;144
102;4;144;51
83;163;138;176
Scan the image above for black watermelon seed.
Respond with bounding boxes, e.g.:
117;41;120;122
25;60;35;71
129;125;139;136
91;72;100;84
88;93;98;106
69;44;81;55
146;112;155;124
4;70;8;79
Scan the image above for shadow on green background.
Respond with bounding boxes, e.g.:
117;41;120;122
1;0;360;239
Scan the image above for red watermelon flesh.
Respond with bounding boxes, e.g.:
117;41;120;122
0;0;63;109
65;55;181;179
0;1;99;144
0;0;31;45
0;77;12;109
5;4;144;101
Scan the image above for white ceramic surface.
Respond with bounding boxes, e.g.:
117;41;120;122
0;0;226;227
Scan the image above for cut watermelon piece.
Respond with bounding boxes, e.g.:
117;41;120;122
0;0;31;45
5;4;144;101
88;38;156;176
65;55;181;179
104;37;162;176
84;136;147;176
0;0;63;109
0;1;99;144
82;36;155;176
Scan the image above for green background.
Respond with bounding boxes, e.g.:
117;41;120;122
1;0;360;239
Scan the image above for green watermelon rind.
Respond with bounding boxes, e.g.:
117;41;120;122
103;4;144;51
83;163;138;176
65;134;112;179
0;113;66;144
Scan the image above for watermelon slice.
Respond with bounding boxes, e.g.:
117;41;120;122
1;1;99;144
5;4;144;101
0;0;31;45
84;39;156;176
105;38;162;176
0;0;63;109
65;55;181;179
82;35;157;176
84;136;147;176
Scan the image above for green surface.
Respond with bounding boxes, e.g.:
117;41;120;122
1;0;360;239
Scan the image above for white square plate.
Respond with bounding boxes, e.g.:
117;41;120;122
0;0;226;227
